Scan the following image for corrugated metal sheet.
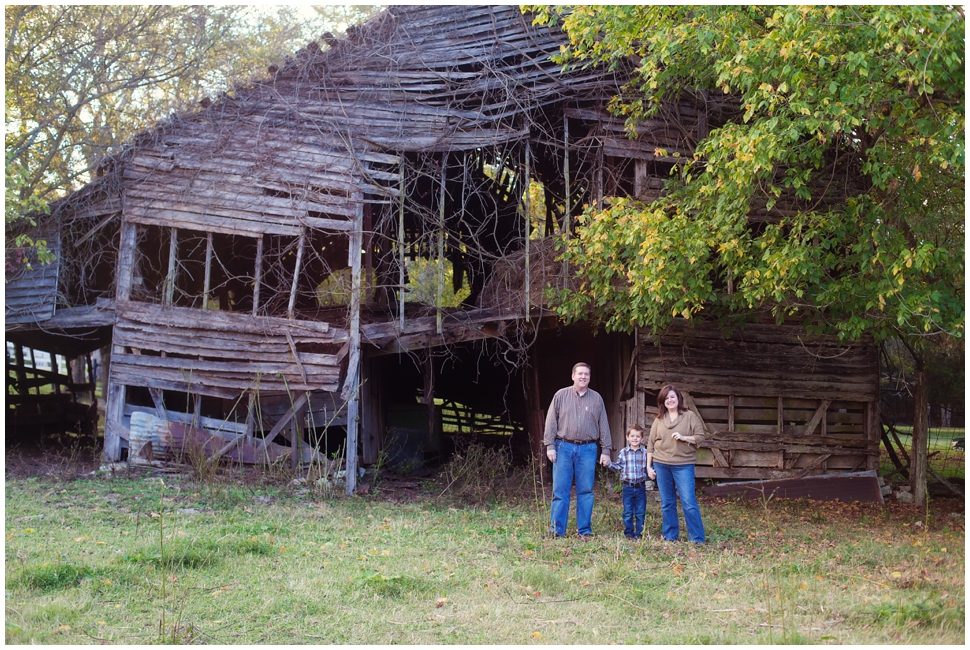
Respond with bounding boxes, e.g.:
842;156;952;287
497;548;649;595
703;471;884;503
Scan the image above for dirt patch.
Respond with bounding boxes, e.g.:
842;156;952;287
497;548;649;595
5;438;102;479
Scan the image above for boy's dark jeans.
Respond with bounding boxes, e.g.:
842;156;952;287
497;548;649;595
621;483;646;537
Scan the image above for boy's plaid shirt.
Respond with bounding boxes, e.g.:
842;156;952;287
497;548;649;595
608;446;648;484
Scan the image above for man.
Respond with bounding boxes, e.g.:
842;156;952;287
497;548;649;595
544;362;612;538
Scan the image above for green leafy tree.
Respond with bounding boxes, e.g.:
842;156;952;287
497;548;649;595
530;6;964;505
5;5;378;266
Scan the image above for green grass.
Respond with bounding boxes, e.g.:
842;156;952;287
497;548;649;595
4;473;965;644
882;426;965;480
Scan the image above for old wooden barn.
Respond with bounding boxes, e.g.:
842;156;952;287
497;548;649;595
6;5;880;491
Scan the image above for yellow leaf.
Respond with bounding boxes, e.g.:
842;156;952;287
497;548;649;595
58;625;71;632
24;528;35;533
531;632;542;639
892;571;902;578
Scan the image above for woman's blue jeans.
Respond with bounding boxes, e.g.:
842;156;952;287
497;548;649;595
621;483;646;537
550;439;597;536
653;462;705;543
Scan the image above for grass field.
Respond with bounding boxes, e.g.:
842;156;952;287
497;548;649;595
882;427;965;480
4;466;964;645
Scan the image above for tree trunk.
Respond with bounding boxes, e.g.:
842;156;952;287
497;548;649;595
909;367;929;507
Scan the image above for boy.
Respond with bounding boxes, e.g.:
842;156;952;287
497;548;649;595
606;424;649;539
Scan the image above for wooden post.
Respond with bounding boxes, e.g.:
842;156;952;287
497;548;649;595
777;396;784;434
524;141;531;317
595;135;604;208
105;207;136;462
425;351;435;450
253;235;264;315
164;227;178;305
103;378;126;462
866;399;880;471
728;394;735;432
116;218;137;303
363;202;374;305
50;352;61;395
202;232;213;310
28;348;38;395
245;392;256;446
437;152;447;334
14;344;27;402
398;161;406;330
343;192;364;494
562;113;570;287
287;230;306;319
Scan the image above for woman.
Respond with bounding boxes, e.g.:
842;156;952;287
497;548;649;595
646;384;706;543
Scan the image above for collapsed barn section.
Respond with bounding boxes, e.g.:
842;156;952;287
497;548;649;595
6;6;880;491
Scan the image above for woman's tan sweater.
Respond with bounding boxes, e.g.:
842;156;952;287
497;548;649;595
647;410;705;465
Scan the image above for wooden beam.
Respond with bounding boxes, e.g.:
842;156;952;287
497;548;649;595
398;160;405;330
116;218;137;303
164;227;178;305
103;379;126;462
287;230;306;319
344;192;364;494
791;454;831;480
202;232;213;310
253;235;263;316
258;392;309;448
680;390;710;434
14;345;27;400
562;113;570;286
803;399;831;437
437;152;447;335
710;447;730;468
777;396;784;434
148;387;166;420
523;141;531;316
285;330;309;385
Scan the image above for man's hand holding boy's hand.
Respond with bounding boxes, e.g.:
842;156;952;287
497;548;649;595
599;454;611;466
647;467;656;480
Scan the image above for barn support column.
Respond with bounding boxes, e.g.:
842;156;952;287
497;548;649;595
398;160;406;330
343;191;364;494
103;215;137;462
436;152;447;334
561;113;570;286
523;141;531;316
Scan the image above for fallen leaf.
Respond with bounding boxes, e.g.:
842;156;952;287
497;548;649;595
531;631;542;639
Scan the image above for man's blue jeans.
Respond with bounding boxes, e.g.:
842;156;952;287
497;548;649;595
653;462;705;543
621;483;646;537
550;439;597;536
